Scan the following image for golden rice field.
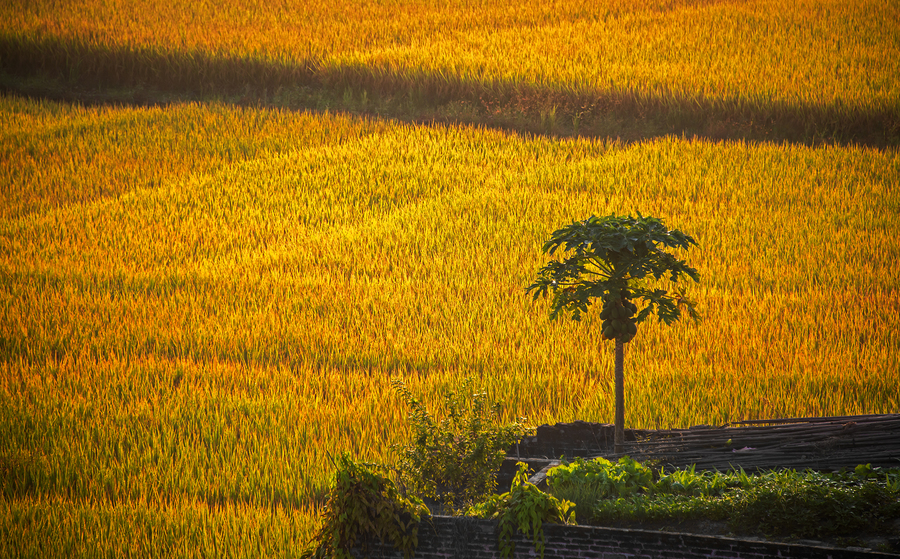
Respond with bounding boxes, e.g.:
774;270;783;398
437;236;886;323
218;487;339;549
1;0;899;556
2;94;898;556
3;0;897;106
2;0;899;142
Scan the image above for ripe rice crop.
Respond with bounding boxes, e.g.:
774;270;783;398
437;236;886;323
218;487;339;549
1;0;899;554
1;93;898;554
0;96;393;219
2;0;898;143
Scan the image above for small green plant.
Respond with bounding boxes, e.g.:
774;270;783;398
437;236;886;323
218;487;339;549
655;464;731;497
391;377;532;513
302;453;429;559
854;462;900;492
547;456;654;497
468;463;575;559
546;456;654;519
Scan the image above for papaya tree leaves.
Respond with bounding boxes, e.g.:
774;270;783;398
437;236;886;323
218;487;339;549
526;213;700;342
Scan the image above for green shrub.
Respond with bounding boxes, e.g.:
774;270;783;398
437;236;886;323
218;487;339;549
391;377;531;513
546;456;653;520
726;469;900;539
303;454;428;559
546;457;900;542
547;456;654;496
468;462;575;559
654;464;733;497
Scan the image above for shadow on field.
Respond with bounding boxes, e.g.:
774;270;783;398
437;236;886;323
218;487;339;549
2;33;898;148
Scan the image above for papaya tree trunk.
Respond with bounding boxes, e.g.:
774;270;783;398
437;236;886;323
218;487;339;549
614;338;625;454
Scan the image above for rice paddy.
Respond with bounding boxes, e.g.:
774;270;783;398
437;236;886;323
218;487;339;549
1;0;898;556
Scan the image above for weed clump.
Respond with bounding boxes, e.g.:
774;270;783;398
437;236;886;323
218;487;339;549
468;462;575;559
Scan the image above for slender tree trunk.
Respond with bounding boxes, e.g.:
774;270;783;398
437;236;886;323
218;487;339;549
614;338;625;454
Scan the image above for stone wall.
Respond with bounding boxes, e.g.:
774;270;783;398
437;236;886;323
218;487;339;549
354;516;893;558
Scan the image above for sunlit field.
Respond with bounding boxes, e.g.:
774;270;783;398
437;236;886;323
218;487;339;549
4;0;898;107
2;95;898;555
2;0;898;142
1;0;899;556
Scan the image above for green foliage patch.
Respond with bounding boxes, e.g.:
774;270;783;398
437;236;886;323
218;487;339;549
526;213;699;329
546;457;900;543
468;462;575;559
546;456;654;520
303;454;428;559
723;468;900;540
391;377;531;514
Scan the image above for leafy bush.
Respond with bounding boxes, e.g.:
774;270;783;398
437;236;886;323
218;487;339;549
391;377;531;513
726;468;900;539
303;454;429;559
546;456;653;520
654;464;734;497
546;457;900;543
547;456;653;496
468;463;575;559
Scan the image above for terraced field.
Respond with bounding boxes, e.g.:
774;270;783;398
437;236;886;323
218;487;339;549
1;0;898;556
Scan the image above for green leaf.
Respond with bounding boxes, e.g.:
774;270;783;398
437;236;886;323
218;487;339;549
528;213;699;330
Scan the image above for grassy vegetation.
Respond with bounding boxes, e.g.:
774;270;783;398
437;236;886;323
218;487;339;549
1;0;898;555
1;495;315;558
2;0;898;143
0;96;393;218
2;93;898;554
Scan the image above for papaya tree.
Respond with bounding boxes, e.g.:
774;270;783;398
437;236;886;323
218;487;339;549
526;214;700;452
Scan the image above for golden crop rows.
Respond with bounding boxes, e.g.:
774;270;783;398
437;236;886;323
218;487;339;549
1;0;899;555
2;0;898;115
2;93;898;555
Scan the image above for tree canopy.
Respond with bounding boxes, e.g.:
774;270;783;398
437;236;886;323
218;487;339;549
526;213;700;333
